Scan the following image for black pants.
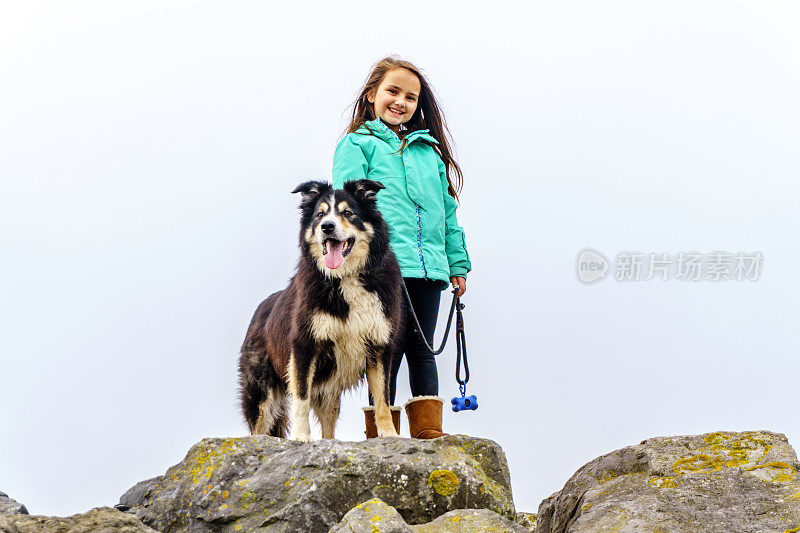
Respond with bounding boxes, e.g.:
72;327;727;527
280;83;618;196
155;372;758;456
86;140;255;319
370;277;440;406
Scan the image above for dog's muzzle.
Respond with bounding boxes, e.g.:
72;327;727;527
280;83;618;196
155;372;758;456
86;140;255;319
321;237;355;269
319;221;355;270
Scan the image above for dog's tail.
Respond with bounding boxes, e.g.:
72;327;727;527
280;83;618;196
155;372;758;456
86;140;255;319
238;293;289;437
239;353;289;437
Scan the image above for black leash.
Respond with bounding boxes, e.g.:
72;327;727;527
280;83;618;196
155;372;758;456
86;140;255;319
400;282;470;394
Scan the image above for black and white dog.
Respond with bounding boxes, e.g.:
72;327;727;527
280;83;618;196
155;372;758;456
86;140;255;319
238;180;405;442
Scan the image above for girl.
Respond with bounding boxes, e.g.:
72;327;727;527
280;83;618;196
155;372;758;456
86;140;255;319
332;56;471;439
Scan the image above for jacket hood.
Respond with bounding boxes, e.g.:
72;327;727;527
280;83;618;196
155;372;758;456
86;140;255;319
356;117;439;146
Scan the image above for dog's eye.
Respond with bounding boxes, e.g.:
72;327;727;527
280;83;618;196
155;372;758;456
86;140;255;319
316;212;324;219
343;210;354;217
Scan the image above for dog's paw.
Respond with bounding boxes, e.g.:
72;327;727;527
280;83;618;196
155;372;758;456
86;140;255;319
291;433;313;443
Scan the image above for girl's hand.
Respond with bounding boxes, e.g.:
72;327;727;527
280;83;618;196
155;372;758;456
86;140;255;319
450;276;466;297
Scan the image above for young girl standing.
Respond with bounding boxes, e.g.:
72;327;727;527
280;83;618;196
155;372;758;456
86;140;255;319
332;56;471;439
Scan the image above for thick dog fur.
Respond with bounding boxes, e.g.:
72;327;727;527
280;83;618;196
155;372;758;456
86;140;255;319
238;179;405;441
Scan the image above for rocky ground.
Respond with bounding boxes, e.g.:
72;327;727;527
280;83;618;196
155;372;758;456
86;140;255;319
3;430;800;532
536;430;800;533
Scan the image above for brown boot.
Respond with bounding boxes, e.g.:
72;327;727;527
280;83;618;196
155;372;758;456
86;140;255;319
404;396;449;439
363;406;402;439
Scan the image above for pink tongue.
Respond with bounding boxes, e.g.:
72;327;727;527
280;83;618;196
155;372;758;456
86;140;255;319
324;240;345;269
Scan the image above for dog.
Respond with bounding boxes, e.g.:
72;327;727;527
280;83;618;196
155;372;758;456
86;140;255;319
238;179;405;442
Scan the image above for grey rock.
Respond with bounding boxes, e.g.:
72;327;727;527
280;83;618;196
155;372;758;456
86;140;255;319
411;508;530;532
0;506;159;533
515;511;537;531
122;434;515;532
330;498;412;532
330;499;532;533
117;476;163;511
537;430;800;533
0;492;27;515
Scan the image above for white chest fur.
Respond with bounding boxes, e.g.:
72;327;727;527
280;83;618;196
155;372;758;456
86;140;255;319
309;277;392;389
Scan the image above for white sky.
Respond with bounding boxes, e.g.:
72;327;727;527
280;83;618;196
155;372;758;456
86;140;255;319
1;0;799;518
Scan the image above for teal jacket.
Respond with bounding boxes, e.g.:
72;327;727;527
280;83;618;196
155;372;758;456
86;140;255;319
332;117;471;290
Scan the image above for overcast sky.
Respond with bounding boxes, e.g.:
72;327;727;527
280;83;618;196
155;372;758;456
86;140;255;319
2;0;799;518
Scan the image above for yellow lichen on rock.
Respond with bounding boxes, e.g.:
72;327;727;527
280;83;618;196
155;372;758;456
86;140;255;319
182;439;240;484
597;471;619;484
191;465;216;483
238;490;255;510
745;462;797;483
704;432;772;462
673;453;723;474
673;432;778;477
649;476;678;489
428;470;460;496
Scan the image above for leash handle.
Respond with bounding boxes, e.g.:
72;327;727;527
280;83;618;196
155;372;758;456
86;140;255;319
454;299;469;387
401;282;459;356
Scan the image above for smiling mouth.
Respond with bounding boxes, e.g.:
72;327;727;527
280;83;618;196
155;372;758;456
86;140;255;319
321;237;355;269
389;108;404;116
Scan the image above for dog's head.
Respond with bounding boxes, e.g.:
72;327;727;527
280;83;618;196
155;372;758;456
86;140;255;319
292;179;388;277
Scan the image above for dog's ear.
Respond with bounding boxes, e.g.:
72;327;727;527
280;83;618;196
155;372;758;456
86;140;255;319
344;179;386;203
292;181;330;206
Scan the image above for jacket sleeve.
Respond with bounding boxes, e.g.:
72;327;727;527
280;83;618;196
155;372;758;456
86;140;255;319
438;155;472;278
332;134;368;188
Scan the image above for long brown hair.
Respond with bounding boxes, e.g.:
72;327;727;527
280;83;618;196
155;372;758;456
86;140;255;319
343;55;463;201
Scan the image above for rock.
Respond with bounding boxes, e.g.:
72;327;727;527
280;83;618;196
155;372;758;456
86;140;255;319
515;511;537;531
330;498;531;532
410;508;531;532
330;498;412;532
0;514;19;533
122;434;515;532
0;506;158;533
0;492;27;515
537;430;800;533
117;476;163;511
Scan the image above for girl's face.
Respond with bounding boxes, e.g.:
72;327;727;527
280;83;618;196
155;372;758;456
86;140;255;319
368;68;420;132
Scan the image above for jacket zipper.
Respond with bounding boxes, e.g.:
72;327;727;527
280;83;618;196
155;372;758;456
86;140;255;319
415;204;428;278
401;139;428;278
393;128;428;278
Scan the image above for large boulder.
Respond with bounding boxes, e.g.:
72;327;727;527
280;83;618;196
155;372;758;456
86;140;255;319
537;430;800;533
121;434;515;532
0;507;158;533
